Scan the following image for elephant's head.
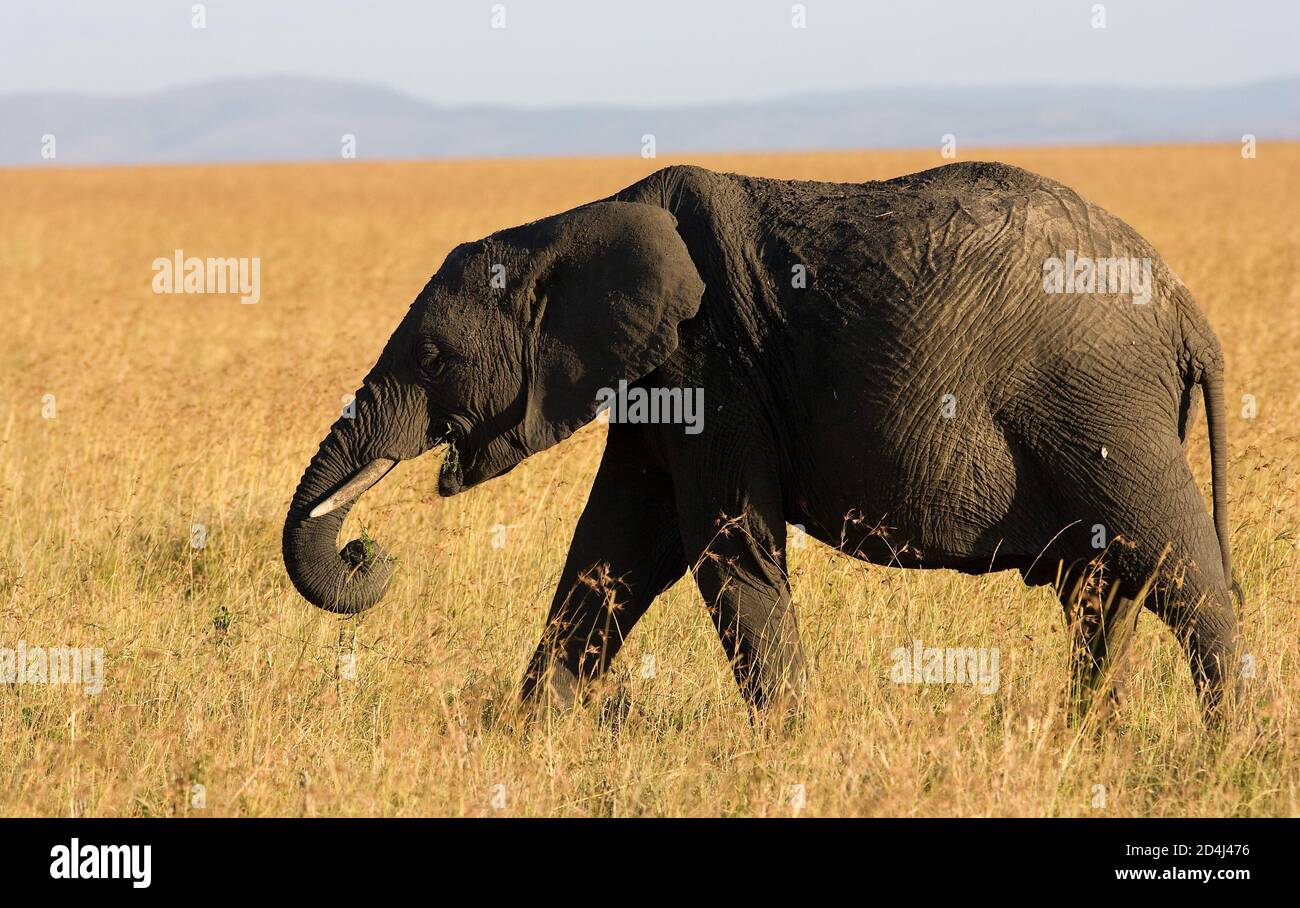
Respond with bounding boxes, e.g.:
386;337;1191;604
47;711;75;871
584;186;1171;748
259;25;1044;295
283;201;705;613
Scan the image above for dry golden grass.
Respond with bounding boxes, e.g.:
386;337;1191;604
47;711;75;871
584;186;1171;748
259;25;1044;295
0;145;1296;817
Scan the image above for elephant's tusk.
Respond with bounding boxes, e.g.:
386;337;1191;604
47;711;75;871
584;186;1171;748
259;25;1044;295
308;458;396;518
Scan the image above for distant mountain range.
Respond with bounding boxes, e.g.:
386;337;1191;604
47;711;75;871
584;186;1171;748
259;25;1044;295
3;75;1297;166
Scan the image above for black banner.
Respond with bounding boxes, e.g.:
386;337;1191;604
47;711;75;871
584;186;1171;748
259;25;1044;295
0;818;1285;893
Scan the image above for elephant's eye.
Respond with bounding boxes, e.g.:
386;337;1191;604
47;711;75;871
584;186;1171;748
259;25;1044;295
419;339;465;379
418;340;443;374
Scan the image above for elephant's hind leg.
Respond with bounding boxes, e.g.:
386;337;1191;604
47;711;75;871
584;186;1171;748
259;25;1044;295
1119;472;1241;723
1140;554;1241;724
1046;437;1241;723
520;426;686;711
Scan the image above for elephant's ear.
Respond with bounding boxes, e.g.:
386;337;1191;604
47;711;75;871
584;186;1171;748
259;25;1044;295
519;201;704;453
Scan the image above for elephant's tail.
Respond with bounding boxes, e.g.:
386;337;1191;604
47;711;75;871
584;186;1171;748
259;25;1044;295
1198;361;1241;604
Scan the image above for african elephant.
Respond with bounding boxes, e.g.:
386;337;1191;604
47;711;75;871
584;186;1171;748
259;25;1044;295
283;162;1241;722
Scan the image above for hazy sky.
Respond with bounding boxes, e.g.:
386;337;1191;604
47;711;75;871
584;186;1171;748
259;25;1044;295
2;0;1297;106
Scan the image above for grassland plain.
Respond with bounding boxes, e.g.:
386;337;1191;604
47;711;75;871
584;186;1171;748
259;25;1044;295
0;145;1296;817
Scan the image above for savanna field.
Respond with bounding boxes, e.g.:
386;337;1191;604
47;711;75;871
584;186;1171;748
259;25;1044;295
1;145;1296;817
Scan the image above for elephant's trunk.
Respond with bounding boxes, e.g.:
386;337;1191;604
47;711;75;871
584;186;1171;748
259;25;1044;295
282;432;396;615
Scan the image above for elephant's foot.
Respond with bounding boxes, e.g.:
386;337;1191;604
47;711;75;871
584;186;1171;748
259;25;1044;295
1083;674;1129;724
520;658;581;715
739;654;810;735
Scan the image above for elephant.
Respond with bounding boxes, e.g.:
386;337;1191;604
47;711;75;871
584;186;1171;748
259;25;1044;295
283;161;1241;723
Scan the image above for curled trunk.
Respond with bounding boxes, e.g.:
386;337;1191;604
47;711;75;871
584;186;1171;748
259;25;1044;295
282;433;394;614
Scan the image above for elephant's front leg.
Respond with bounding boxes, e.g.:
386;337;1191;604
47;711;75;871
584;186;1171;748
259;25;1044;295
520;427;685;710
678;468;807;720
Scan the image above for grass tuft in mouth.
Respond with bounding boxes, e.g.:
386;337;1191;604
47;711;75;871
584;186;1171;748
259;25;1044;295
341;531;380;570
440;430;462;479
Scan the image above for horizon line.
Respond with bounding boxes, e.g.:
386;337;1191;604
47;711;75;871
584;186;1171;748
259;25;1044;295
4;72;1299;111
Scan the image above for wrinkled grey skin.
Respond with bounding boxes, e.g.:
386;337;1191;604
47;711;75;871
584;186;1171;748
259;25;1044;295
285;162;1241;723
